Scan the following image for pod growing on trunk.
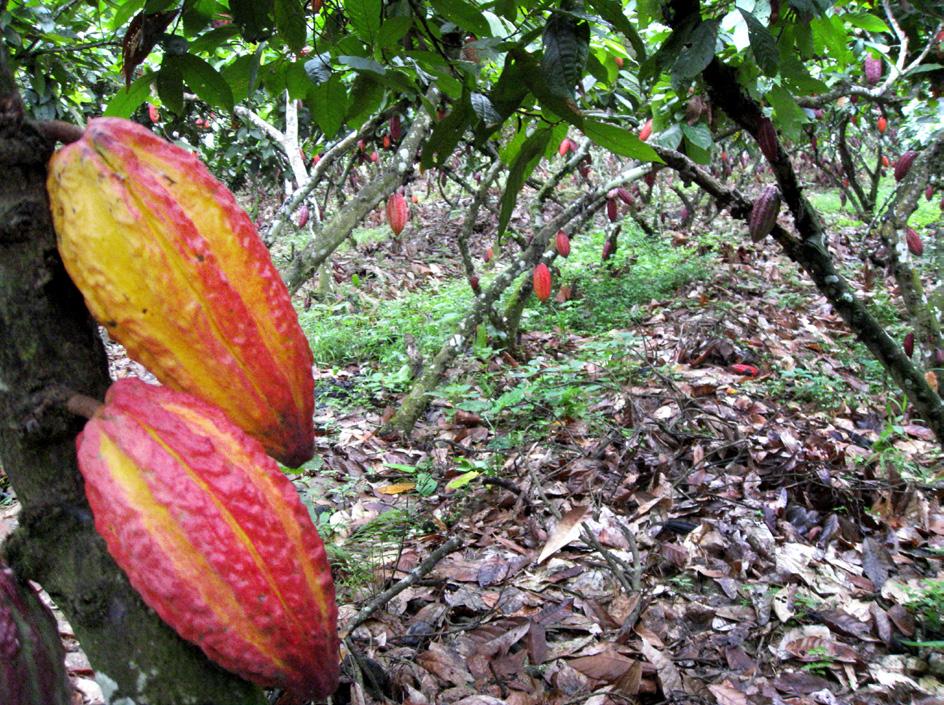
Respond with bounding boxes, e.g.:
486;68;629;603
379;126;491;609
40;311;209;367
47;118;314;467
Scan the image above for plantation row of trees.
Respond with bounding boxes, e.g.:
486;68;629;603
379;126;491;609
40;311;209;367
0;0;942;701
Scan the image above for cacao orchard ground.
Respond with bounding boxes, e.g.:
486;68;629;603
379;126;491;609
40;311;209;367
1;181;942;705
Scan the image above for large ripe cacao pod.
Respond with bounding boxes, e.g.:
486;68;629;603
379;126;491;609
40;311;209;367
615;187;634;207
757;118;778;163
0;563;72;705
864;57;882;85
555;229;571;257
297;203;310;228
47;118;314;467
895;150;917;182
749;185;781;242
386;192;409;235
906;227;924;257
903;332;915;358
77;378;339;700
606;197;618;222
533;263;552;302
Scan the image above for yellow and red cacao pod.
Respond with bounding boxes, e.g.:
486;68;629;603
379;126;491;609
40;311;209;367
386;192;409;236
895;150;917;182
757;118;778;163
47;118;314;467
639;118;652;142
864;57;882;85
555;229;571;257
77;378;339;700
533;263;552;302
749;185;781;242
906;227;924;257
1;563;71;705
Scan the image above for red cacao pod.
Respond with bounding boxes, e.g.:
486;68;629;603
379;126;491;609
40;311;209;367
606;197;618;222
533;263;551;301
903;332;915;358
386;192;409;235
895;150;917;182
749;185;781;242
555;229;571;257
484;246;493;263
639;118;653;142
864;57;882;85
147;103;160;123
558;138;572;156
881;155;890;167
644;170;656;188
602;239;615;261
389;114;402;142
77;379;339;700
926;185;934;201
877;116;887;134
615;187;635;207
297;203;310;228
369;150;379;163
47;118;314;467
0;563;71;705
469;275;481;294
382;134;391;150
906;227;924;256
614;56;624;68
757;118;778;163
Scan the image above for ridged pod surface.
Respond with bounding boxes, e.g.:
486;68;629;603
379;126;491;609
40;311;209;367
895;150;917;182
757;118;778;163
0;563;71;705
606;198;618;222
904;332;915;358
76;378;339;700
533;263;551;302
749;185;781;242
555;230;571;257
906;227;924;257
47;118;314;467
386;192;409;235
864;57;882;85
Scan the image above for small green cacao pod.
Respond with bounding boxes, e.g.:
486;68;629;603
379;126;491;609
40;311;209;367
1;563;71;705
749;185;781;242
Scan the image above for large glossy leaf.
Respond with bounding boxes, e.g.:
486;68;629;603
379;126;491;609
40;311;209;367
345;0;381;44
740;10;778;75
104;72;153;117
541;11;590;99
671;19;719;86
309;75;347;138
229;0;274;42
582;120;661;162
274;0;306;52
177;53;234;109
587;0;646;60
430;0;491;38
498;126;551;236
421;94;473;169
157;56;184;113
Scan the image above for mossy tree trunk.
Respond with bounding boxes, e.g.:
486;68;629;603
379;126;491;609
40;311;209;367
0;47;264;705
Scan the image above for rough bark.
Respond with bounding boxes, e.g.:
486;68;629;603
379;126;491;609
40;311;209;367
284;92;436;294
0;48;263;705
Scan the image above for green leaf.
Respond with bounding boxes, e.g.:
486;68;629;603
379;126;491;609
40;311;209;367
541;11;590;99
470;92;501;126
681;122;712;150
429;0;491;38
221;53;259;104
112;0;145;30
157;58;184;113
498;126;551;235
421;94;472;168
177;53;234;109
671;19;718;85
587;0;646;60
285;60;311;99
490;54;531;120
345;74;385;126
739;10;778;75
582;119;662;162
811;15;853;65
767;84;807;138
104;73;153;117
309;75;348;138
345;0;381;43
188;25;240;54
229;0;274;42
446;470;480;490
843;12;890;33
377;15;412;49
274;0;307;52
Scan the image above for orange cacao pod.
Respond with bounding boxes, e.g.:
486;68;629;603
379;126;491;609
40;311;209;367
47;118;314;467
906;227;923;256
903;332;915;358
484;246;493;263
639;118;652;142
877;116;887;134
533;263;551;301
749;185;781;242
895;150;917;182
77;379;339;700
555;229;571;257
386;192;409;235
757;118;778;163
881;155;890;167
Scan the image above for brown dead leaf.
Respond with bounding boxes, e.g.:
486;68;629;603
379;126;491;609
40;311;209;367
569;650;637;682
708;682;749;705
639;637;683;696
537;506;588;563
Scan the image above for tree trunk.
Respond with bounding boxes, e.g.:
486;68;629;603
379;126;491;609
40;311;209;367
0;48;264;705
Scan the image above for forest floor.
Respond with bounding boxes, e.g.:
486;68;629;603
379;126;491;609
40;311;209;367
1;178;943;705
